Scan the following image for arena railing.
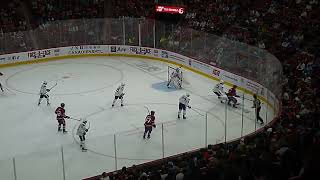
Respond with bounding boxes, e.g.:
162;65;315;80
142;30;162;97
0;17;282;180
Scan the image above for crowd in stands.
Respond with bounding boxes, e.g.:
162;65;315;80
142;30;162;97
0;0;319;179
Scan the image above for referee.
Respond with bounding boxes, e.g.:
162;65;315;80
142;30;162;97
252;94;264;125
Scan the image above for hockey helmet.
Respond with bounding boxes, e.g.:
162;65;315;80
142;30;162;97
82;120;87;124
121;83;125;87
151;111;155;115
220;80;224;84
186;93;190;97
61;103;65;107
43;81;47;85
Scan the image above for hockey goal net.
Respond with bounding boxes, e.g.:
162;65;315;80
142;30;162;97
167;66;190;87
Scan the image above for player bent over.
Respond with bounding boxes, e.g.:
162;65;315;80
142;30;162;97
178;93;191;119
38;81;50;106
227;85;240;108
167;67;182;89
213;80;227;103
143;111;156;139
55;103;70;133
112;83;125;107
76;120;89;152
252;94;264;125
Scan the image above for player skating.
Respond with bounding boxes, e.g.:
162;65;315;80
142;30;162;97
167;67;182;89
0;72;4;92
76;120;89;152
227;85;240;108
213;80;227;103
252;94;264;125
178;93;191;119
55;103;70;133
38;81;51;106
112;83;125;107
143;110;156;139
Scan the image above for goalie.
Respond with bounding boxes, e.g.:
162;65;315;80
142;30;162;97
167;67;182;89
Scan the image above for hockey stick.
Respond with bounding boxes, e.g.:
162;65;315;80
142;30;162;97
2;85;16;95
69;117;81;121
144;105;150;115
49;82;58;90
190;107;204;116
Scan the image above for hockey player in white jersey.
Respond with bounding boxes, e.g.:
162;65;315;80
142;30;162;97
77;120;89;152
112;83;125;107
38;81;50;106
213;80;227;103
167;67;182;89
178;93;191;119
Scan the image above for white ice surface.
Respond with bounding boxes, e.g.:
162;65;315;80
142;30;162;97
0;57;274;180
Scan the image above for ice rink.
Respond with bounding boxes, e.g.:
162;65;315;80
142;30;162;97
0;56;274;180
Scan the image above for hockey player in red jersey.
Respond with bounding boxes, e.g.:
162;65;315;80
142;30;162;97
55;103;70;133
227;85;240;107
143;111;156;139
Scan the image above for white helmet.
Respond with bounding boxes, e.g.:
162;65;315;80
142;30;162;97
220;80;224;84
186;93;190;97
121;83;125;87
43;81;47;85
82;120;87;124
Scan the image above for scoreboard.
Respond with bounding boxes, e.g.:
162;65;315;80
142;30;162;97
155;5;185;14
